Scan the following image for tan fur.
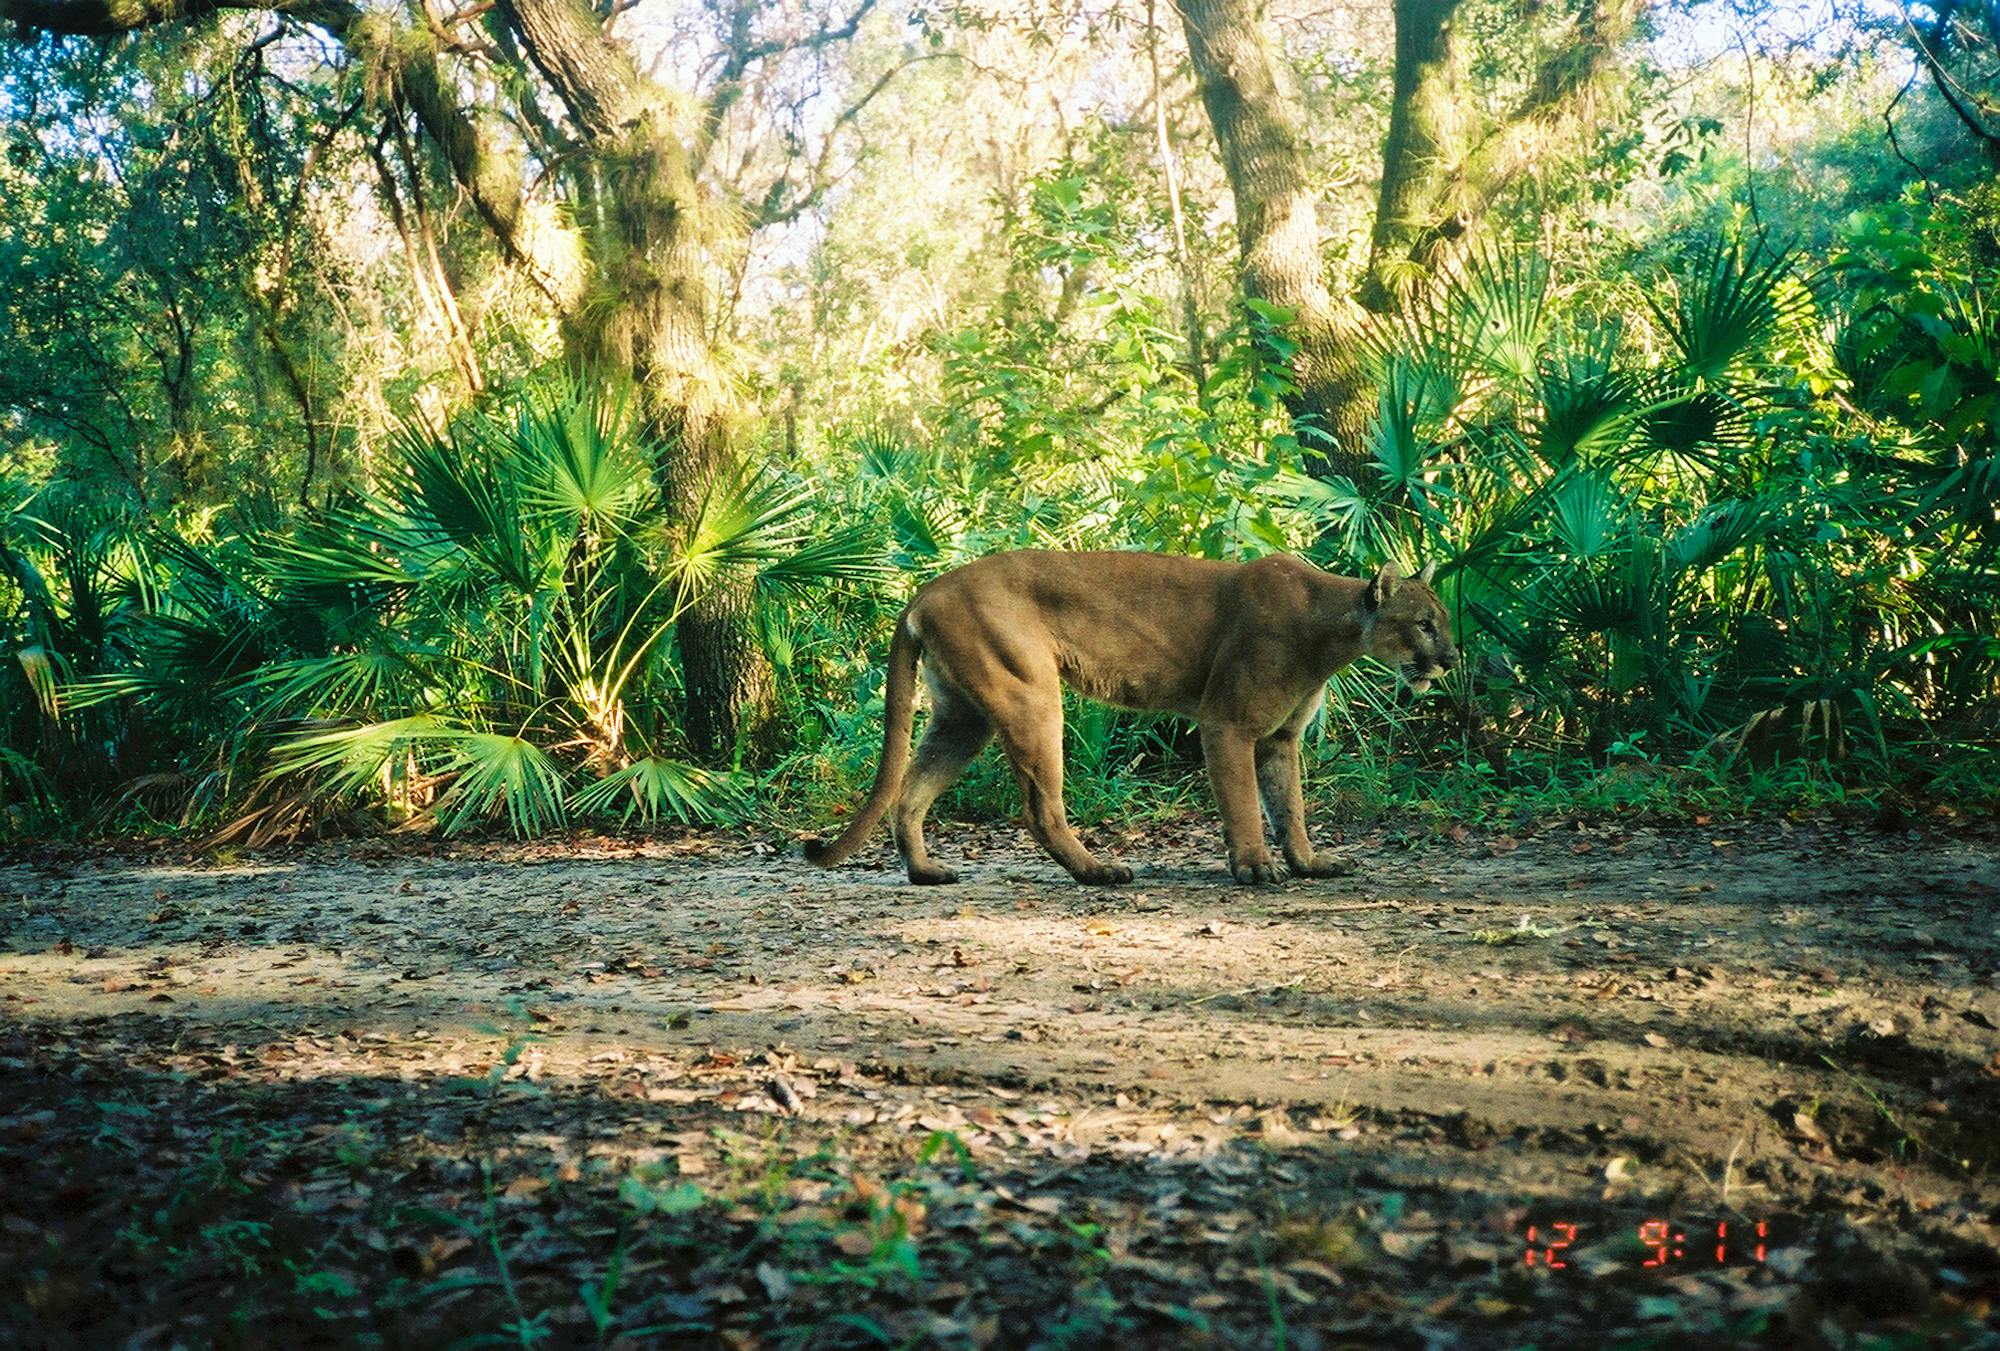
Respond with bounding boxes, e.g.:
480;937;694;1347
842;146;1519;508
804;550;1457;885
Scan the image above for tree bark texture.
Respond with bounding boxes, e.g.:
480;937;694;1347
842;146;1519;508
1361;0;1646;312
1178;0;1374;481
501;0;771;759
1178;0;1645;476
1359;0;1465;313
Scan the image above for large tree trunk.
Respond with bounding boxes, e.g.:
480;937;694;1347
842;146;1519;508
500;0;772;759
1178;0;1373;482
1360;0;1466;314
1178;0;1645;477
1361;0;1646;312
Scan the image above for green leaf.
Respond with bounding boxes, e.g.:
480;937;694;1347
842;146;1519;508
619;1178;707;1216
510;383;651;532
1648;238;1798;383
436;734;569;838
264;716;463;801
571;757;749;826
395;422;549;595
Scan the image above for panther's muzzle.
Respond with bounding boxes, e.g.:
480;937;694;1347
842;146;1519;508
1402;649;1456;696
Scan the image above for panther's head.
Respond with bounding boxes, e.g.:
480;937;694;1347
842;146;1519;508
1361;562;1458;695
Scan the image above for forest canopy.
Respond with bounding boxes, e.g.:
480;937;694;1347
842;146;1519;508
0;0;1995;839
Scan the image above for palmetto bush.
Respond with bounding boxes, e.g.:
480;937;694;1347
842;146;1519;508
10;223;1993;840
0;490;154;820
1292;235;1998;773
787;221;1995;818
75;384;882;841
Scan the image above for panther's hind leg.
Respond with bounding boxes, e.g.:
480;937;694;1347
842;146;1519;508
991;682;1132;885
892;678;993;885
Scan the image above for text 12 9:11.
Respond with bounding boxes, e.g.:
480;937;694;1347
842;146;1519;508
1522;1220;1769;1269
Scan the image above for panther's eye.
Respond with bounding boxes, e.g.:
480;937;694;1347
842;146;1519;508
1420;618;1434;633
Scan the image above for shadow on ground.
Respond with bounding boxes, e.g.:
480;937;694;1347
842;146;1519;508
1;816;1997;1347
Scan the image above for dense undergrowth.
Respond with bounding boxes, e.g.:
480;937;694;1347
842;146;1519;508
1;205;1997;842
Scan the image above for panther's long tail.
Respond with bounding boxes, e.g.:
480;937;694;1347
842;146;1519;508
802;610;920;867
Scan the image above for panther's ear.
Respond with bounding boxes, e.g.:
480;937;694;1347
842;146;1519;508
1417;561;1436;586
1363;564;1399;612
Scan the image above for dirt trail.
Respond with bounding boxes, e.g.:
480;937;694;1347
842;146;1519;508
3;817;1998;1347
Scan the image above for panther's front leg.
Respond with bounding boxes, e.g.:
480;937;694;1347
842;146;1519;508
1200;724;1288;883
1255;726;1354;879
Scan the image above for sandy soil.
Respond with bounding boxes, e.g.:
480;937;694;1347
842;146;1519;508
2;815;1997;1347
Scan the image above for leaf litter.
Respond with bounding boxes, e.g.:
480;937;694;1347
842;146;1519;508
0;817;1996;1346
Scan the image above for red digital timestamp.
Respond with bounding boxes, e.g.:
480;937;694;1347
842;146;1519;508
1523;1219;1772;1270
